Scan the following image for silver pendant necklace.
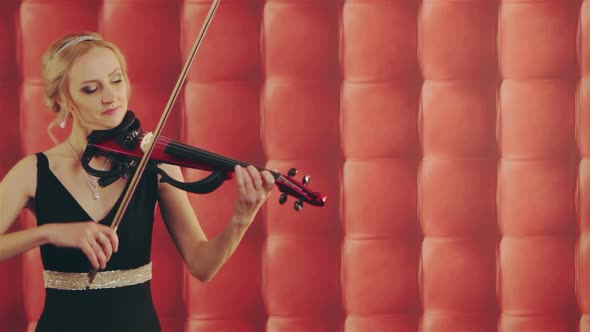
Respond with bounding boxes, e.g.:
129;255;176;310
66;140;108;200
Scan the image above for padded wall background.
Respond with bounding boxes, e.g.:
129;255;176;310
0;0;588;331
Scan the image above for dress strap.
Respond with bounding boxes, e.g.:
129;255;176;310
35;152;49;172
35;152;50;198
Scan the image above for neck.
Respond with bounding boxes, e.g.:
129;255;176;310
67;123;90;152
66;125;110;172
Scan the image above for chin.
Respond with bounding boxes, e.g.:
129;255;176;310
99;111;126;129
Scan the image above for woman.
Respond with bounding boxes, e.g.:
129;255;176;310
0;32;275;332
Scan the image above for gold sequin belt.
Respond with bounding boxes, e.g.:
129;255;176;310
43;262;152;290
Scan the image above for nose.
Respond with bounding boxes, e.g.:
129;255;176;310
101;84;116;104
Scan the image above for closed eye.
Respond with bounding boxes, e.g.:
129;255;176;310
81;86;97;94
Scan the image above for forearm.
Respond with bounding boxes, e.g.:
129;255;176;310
164;164;274;282
189;214;252;282
0;226;49;262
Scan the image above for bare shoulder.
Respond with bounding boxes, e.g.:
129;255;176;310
42;143;71;171
2;154;39;199
0;154;39;233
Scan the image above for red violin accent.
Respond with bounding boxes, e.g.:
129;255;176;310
81;110;326;211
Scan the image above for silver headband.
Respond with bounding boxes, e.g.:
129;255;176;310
55;36;99;55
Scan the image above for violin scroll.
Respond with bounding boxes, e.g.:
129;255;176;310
275;167;325;211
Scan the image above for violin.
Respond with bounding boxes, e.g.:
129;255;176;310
86;0;323;284
81;110;326;211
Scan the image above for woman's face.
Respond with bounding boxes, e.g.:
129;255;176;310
67;46;128;131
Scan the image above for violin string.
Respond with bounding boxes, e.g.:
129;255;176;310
160;142;244;168
148;135;254;170
151;136;292;180
140;135;305;193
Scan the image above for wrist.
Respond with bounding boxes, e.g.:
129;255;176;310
230;214;252;227
36;224;53;246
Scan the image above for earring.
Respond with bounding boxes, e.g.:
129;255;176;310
59;109;70;128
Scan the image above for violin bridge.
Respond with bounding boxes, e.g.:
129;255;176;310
140;132;154;153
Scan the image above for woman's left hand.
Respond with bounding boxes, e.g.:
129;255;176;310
232;165;275;225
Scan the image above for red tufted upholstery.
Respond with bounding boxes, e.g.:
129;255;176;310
0;0;588;331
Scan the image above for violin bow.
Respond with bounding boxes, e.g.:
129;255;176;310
88;0;221;284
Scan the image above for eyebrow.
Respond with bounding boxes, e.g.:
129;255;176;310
80;68;122;85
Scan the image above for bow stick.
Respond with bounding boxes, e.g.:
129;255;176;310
88;0;221;284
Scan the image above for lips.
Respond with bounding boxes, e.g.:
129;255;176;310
102;106;120;115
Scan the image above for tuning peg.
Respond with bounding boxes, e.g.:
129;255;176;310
279;193;288;205
302;175;310;186
288;168;298;177
294;200;304;211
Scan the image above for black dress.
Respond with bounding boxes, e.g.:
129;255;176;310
34;153;162;332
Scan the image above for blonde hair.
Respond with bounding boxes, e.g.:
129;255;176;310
42;32;131;142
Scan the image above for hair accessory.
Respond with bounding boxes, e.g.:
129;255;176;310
55;36;98;55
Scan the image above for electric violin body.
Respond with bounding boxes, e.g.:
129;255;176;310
82;111;326;210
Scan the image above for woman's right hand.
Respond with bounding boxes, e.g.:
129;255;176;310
43;222;119;270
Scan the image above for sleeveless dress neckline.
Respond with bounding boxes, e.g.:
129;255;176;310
34;152;162;332
42;162;130;223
